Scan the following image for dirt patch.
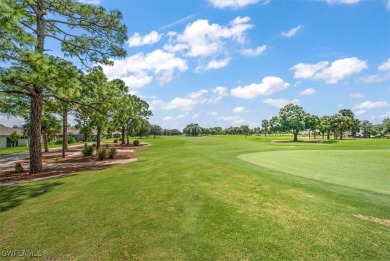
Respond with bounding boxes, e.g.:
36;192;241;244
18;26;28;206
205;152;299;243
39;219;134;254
353;214;390;227
0;144;142;185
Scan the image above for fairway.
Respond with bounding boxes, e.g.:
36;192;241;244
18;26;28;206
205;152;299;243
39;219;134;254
239;149;390;195
1;136;389;260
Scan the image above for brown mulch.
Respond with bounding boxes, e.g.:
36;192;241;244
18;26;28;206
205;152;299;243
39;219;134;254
0;150;135;184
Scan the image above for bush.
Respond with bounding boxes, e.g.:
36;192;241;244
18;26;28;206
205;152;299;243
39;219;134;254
96;147;107;160
82;145;94;156
133;140;140;146
67;135;76;144
113;139;118;143
54;136;76;145
108;147;117;159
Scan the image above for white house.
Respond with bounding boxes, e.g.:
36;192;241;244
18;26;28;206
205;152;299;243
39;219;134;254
0;124;28;149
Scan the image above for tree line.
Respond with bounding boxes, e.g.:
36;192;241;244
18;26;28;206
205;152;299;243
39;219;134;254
181;105;390;141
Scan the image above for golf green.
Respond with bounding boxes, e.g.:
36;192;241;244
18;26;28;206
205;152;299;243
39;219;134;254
238;149;390;195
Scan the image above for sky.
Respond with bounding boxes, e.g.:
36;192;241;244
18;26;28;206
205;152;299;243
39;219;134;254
2;0;390;130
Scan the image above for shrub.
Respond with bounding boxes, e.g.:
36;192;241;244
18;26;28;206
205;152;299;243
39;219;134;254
96;147;107;160
113;138;118;143
133;140;140;146
67;135;76;144
54;136;76;145
82;145;94;156
108;147;117;159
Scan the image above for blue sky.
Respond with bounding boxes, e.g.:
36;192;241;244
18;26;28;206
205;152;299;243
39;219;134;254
2;0;390;129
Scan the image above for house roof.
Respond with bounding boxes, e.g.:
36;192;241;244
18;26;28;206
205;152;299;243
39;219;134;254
0;124;24;136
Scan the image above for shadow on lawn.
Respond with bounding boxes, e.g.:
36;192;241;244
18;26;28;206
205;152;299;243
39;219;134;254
0;181;63;212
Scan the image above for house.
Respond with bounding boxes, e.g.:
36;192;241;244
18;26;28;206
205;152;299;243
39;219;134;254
0;124;29;148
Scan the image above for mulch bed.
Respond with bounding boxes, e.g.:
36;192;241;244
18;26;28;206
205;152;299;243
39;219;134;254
0;150;135;184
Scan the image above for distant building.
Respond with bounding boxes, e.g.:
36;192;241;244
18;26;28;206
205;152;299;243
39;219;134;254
0;124;29;148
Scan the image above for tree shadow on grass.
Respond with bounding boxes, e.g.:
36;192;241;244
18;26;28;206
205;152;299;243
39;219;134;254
0;181;63;212
322;140;340;144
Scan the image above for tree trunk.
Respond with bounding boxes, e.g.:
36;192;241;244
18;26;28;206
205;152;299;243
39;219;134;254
30;93;43;174
327;131;330;140
308;130;311;139
43;131;49;153
96;126;102;150
293;130;298;142
62;107;68;158
83;132;87;142
339;130;343;140
126;133;130;146
121;125;125;145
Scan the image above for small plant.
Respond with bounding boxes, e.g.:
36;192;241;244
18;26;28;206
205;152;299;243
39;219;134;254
92;143;96;148
105;144;109;149
133;140;140;146
55;138;63;145
82;145;94;156
67;135;76;144
108;147;117;159
113;138;118;143
96;147;107;160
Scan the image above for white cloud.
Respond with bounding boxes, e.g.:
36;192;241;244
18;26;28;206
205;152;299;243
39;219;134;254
192;114;199;119
233;107;245;113
196;58;231;72
121;72;153;90
208;0;260;9
281;25;303;38
378;58;390;71
212;86;228;96
163;116;174;121
299;88;316;96
263;98;300;108
326;0;360;4
78;0;102;4
127;31;162;47
355;110;366;116
241;45;267;56
290;57;367;84
102;49;188;88
218;116;242;121
150;86;226;112
353;100;389;110
387;0;390;10
350;92;364;99
231;76;289;99
361;57;390;83
177;114;185;119
168;17;253;57
207;111;219;116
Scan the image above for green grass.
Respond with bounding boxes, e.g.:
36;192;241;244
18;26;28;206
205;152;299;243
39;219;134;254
239;149;390;195
1;136;389;260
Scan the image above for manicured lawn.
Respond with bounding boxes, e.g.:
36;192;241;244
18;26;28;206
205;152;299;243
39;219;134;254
0;136;389;260
239;149;390;195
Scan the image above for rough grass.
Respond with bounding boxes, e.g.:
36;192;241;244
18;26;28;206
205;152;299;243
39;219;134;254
0;136;389;260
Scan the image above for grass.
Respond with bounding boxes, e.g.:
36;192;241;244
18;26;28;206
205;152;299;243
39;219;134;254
239;149;390;195
0;135;389;260
0;138;114;156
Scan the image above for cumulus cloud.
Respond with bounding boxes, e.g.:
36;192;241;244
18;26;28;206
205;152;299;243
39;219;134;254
78;0;102;4
207;111;219;116
120;72;153;90
166;17;253;57
231;76;289;99
208;0;260;9
233;107;245;113
290;57;367;84
196;58;231;72
326;0;360;4
150;87;226;111
263;98;300;108
353;100;389;110
102;49;188;88
163;116;174;121
127;31;162;47
387;0;390;10
361;57;390;83
240;45;267;56
299;88;316;96
212;86;228;97
281;25;303;38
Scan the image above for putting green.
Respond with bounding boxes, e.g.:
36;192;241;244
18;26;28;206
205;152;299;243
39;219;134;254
238;149;390;195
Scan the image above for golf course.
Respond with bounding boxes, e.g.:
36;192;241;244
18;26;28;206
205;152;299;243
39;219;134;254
0;135;389;260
